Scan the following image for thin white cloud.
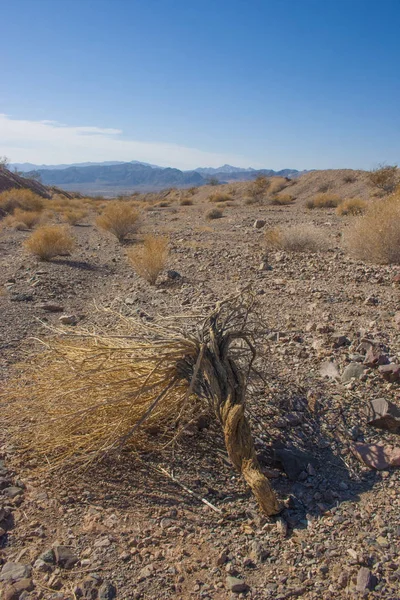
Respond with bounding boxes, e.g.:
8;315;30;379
0;114;257;169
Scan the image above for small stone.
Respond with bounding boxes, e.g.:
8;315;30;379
341;362;364;383
98;581;117;600
367;398;400;432
53;545;78;569
39;303;64;312
2;486;23;498
39;549;55;564
217;552;229;566
364;295;379;306
226;576;249;594
0;562;32;582
253;219;266;229
332;334;350;348
166;270;181;280
356;567;376;592
364;346;390;367
378;363;400;382
139;564;154;580
59;315;78;326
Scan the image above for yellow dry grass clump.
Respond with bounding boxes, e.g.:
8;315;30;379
62;209;87;225
336;198;367;216
127;235;169;284
24;225;75;261
265;224;329;253
96;201;140;242
345;193;400;263
270;193;294;206
208;192;233;203
0;188;44;214
306;192;342;209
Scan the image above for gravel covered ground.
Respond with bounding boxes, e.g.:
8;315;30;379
1;181;400;599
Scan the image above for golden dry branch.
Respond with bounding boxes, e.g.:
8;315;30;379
3;292;281;515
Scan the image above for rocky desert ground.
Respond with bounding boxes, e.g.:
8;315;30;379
1;169;400;600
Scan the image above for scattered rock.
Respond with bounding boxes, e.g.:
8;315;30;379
10;293;33;302
341;362;364;383
39;303;64;312
53;545;78;569
2;579;34;600
0;562;32;582
356;567;376;592
367;398;400;433
332;334;350;348
275;449;315;480
166;269;181;280
351;442;400;469
253;219;266;229
59;314;78;326
364;346;390;367
2;486;23;498
378;363;400;382
320;361;340;381
98;581;117;600
226;575;249;593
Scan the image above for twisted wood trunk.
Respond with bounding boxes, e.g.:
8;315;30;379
194;312;281;516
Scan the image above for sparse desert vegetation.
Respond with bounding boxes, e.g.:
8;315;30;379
206;207;223;219
208;192;233;203
265;224;329;252
306;192;342;209
96;201;140;242
24;224;75;260
127;235;169;284
336;197;367;216
368;164;399;194
1;168;400;600
0;188;44;213
345;192;400;263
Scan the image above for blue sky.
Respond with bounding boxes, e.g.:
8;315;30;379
1;0;400;169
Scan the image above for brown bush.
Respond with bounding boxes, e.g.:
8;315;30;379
127;235;169;284
336;198;367;216
24;225;75;261
268;177;288;195
0;189;44;214
343;173;357;184
206;208;223;220
96;202;140;242
187;187;197;196
63;209;87;225
368;165;399;194
247;175;271;202
208;192;233;203
13;209;44;229
180;198;193;206
270;193;295;206
306;193;342;209
265;224;328;253
345;193;400;263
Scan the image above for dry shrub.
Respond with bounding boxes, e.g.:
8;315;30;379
0;189;44;214
180;198;193;206
368;165;399;194
343;173;357;184
268;177;287;195
208;192;233;203
317;182;334;193
206;208;223;220
306;193;342;209
13;209;44;229
244;196;257;205
63;209;87;225
265;224;328;252
187;187;197;196
96;202;140;242
345;194;400;263
336;198;366;216
1;293;280;515
128;235;169;285
24;225;75;261
270;193;294;206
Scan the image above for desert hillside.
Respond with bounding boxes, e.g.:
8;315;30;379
1;168;400;599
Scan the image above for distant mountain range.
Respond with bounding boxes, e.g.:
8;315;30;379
10;161;305;193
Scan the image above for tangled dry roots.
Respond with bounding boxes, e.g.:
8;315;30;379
3;291;281;515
